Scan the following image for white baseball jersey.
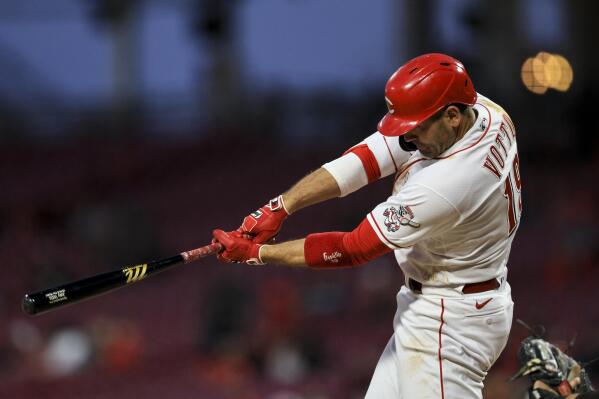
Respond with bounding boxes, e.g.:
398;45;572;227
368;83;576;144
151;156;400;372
325;93;522;287
370;93;521;286
324;93;520;398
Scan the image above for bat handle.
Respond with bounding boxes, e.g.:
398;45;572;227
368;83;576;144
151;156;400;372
181;242;223;263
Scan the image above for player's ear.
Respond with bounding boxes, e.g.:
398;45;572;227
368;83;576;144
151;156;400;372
444;105;462;128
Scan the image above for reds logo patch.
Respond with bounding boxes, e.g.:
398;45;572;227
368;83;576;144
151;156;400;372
383;205;420;232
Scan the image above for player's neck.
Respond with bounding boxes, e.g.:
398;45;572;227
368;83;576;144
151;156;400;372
455;108;477;142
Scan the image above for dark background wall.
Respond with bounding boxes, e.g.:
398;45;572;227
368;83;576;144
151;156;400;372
1;1;598;398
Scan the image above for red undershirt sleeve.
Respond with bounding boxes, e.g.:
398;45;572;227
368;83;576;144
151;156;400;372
304;218;392;268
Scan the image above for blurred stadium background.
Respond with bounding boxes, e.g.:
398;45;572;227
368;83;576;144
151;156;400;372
1;0;598;398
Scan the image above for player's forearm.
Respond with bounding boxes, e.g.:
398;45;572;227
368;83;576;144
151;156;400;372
259;219;390;268
281;168;341;214
260;239;308;267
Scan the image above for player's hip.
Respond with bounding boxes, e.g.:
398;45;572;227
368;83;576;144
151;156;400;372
393;281;513;337
393;284;513;370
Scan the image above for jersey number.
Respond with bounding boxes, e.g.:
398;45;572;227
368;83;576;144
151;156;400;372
503;153;522;236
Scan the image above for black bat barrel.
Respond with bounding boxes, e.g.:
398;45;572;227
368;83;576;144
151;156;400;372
22;254;183;315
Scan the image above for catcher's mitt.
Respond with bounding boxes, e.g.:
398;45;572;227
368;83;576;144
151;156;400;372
511;336;594;399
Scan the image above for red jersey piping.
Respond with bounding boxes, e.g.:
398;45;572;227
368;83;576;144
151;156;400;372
438;298;446;399
383;136;399;173
368;212;404;249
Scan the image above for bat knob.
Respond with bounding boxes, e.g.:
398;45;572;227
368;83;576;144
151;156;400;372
22;295;38;316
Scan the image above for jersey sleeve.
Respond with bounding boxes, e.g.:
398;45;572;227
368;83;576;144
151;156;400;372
366;183;461;249
322;131;411;197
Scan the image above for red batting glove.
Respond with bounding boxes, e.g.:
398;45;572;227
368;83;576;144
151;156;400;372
211;230;245;263
212;229;264;265
240;195;289;243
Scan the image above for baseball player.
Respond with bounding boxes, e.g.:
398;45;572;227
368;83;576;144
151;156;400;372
212;53;522;398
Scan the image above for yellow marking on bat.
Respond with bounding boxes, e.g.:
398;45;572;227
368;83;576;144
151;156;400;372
123;264;148;283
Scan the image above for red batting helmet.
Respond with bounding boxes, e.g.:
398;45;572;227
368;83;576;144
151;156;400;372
377;53;477;136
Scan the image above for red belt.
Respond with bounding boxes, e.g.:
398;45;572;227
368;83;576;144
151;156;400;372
408;278;500;294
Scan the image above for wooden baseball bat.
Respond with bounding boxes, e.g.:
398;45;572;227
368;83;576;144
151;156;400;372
22;242;222;316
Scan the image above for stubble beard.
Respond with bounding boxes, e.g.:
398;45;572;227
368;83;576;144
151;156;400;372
418;143;442;158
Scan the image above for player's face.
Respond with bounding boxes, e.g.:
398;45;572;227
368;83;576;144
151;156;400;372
402;107;464;158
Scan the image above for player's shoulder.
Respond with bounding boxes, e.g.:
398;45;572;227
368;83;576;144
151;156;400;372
399;159;472;210
397;93;516;208
475;93;505;114
404;145;500;210
475;93;515;130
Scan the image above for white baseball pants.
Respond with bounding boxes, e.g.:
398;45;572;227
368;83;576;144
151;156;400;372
364;283;513;399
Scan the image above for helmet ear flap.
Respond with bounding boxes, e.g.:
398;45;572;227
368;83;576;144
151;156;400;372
399;136;417;152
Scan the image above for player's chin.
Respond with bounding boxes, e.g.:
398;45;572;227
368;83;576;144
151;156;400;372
419;147;438;158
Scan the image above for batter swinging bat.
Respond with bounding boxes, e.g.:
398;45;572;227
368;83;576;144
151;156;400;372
22;242;222;316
